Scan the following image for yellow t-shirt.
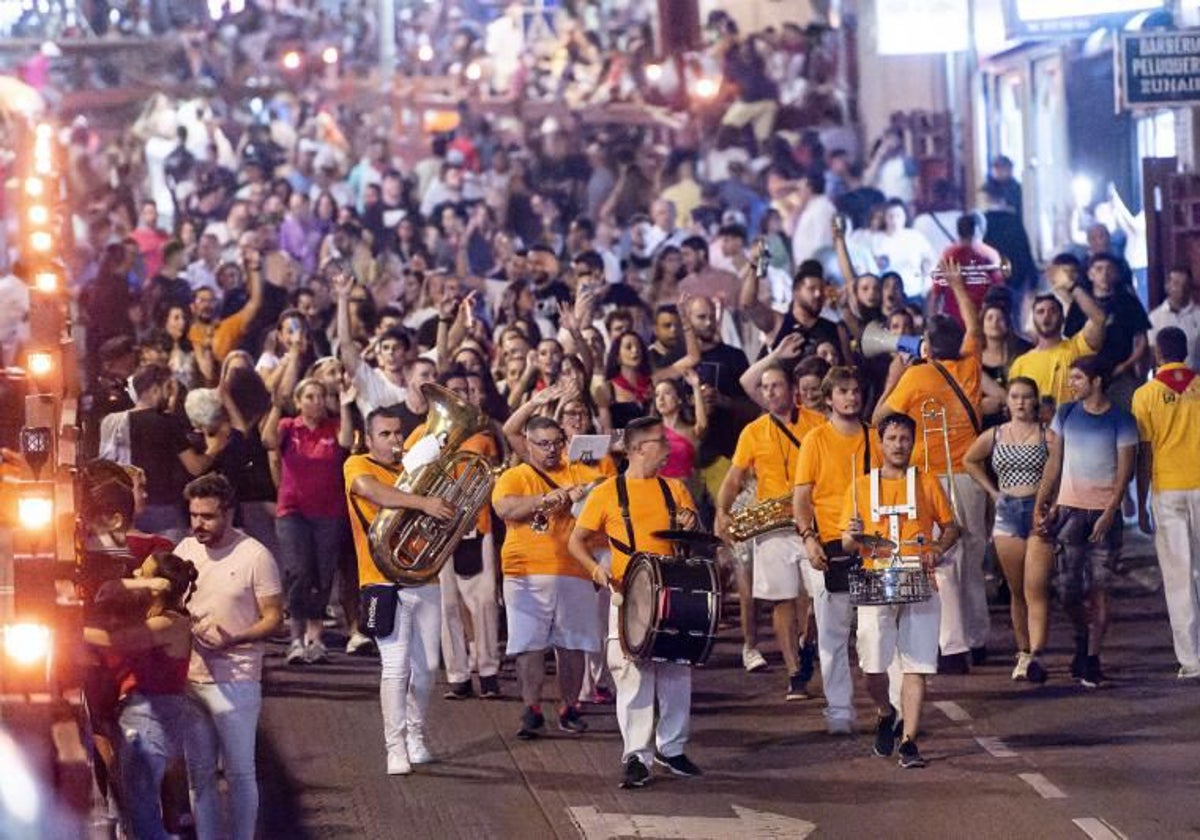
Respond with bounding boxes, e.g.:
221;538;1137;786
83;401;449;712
1008;332;1092;409
839;469;953;566
492;462;604;578
885;337;982;472
794;421;883;544
344;454;411;588
187;305;251;363
731;408;825;501
404;424;498;535
1131;363;1200;491
575;475;695;581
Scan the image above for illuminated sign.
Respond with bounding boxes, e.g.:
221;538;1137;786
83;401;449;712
876;0;969;55
1119;29;1200;107
1006;0;1164;38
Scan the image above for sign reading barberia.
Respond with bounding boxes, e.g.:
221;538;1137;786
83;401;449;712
1120;30;1200;107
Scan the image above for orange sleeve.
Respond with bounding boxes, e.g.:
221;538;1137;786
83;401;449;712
730;422;757;470
885;369;918;417
403;423;428;453
212;307;251;361
794;429;820;486
924;473;954;529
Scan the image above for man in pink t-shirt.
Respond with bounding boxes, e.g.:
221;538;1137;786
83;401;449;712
130;199;170;280
930;214;1004;326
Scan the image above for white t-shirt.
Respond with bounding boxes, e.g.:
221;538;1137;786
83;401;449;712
353;363;407;418
1149;299;1200;370
791;194;837;263
872;228;936;297
176;529;282;683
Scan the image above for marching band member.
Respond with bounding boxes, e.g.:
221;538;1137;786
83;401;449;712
569;416;701;789
793;367;881;734
345;407;455;776
493;416;602;739
840;413;960;768
716;363;824;700
404;369;504;701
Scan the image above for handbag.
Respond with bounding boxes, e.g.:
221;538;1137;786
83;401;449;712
358;584;400;638
453;534;484;578
822;540;862;594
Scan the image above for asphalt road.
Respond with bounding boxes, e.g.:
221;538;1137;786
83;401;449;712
256;534;1199;840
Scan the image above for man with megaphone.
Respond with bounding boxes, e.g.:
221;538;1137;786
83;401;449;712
871;261;990;675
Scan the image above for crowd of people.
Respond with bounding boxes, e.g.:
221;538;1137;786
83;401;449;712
4;6;1199;838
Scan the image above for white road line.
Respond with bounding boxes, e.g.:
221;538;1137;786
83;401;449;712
1073;817;1128;840
1018;772;1067;799
975;736;1018;758
933;700;971;722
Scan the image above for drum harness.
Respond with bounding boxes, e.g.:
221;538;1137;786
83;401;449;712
868;466;919;566
610;475;677;556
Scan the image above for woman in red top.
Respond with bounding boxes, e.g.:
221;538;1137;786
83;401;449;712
264;377;355;666
84;551;197;840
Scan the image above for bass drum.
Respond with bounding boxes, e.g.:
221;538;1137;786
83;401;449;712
619;552;721;665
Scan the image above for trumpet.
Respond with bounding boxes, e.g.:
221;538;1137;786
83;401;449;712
920;398;963;526
930;258;1012;286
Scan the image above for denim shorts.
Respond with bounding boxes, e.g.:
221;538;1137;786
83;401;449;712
1053;506;1123;605
993;494;1037;539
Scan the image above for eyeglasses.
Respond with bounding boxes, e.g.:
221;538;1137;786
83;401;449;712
639;437;668;447
528;437;567;451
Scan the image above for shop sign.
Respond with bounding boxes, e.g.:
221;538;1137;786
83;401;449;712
1119;29;1200;108
1005;0;1164;39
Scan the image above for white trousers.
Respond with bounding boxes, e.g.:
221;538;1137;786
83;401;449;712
580;550;614;700
799;559;855;726
378;584;441;751
606;603;691;765
1153;489;1200;670
439;533;500;682
936;474;991;654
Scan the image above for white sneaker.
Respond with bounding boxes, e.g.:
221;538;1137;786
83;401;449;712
304;639;329;664
1012;651;1032;681
386;748;412;776
1178;664;1200;680
285;639;306;666
346;631;375;655
827;718;854;736
406;734;433;765
742;646;768;673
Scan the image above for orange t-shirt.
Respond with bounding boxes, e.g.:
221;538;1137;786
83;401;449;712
187;305;252;363
344;454;410;588
492;461;604;578
838;468;953;565
575;475;695;581
884;336;982;471
794;420;883;543
404;423;499;535
731;407;825;500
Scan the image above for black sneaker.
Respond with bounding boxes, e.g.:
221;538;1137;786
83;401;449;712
478;674;501;699
516;706;545;740
785;671;811;701
970;646;989;667
1080;655;1106;688
654;751;702;777
558;705;588;734
1070;635;1089;679
873;708;899;757
620;756;651;789
1026;656;1048;684
897;738;927;769
797;641;817;684
443;680;474;700
937;652;970;675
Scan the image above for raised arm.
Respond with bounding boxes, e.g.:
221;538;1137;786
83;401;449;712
737;249;779;334
332;270;362;375
1053;268;1107;352
739;331;803;409
942;258;981;350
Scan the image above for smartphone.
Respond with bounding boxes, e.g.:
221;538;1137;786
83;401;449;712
697;362;720;389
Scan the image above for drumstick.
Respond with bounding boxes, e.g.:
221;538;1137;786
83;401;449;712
851;454;859;517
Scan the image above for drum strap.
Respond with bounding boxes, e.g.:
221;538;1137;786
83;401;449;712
869;466;917;548
611;475;676;555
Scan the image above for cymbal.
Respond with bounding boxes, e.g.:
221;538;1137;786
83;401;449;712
651;529;725;553
859;534;897;553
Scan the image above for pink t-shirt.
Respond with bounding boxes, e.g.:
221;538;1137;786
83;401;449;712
276;416;347;519
660;423;696;480
175;530;282;683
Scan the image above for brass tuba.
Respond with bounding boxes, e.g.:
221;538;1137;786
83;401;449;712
727;494;795;542
368;383;500;586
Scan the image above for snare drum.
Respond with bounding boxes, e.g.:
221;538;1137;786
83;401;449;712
849;565;932;607
618;552;721;665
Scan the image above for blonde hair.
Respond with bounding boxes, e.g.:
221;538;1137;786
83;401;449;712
292;377;329;404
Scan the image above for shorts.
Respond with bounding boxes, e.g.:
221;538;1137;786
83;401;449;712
1053;506;1122;605
856;592;941;675
752;531;805;601
993;494;1036;539
504;575;601;655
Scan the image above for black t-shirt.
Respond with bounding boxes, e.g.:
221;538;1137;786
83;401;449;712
394;402;428;439
1064;289;1150;372
650;343;685;371
213;427;275;503
697;343;754;465
238;281;289;356
765;311;842;359
129;408;192;505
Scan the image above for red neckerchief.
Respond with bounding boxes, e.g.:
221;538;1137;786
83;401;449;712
613;373;652;404
1155;364;1196;395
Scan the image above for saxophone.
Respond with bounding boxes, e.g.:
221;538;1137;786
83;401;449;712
368;383;503;586
728;493;795;542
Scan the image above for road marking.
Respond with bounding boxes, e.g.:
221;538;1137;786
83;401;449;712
975;736;1018;758
1019;772;1067;799
933;700;972;722
568;804;816;840
1073;817;1128;839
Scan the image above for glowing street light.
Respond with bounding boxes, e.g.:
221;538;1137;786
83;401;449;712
282;50;302;71
322;46;339;65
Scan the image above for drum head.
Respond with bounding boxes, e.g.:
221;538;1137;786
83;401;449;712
621;561;656;653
